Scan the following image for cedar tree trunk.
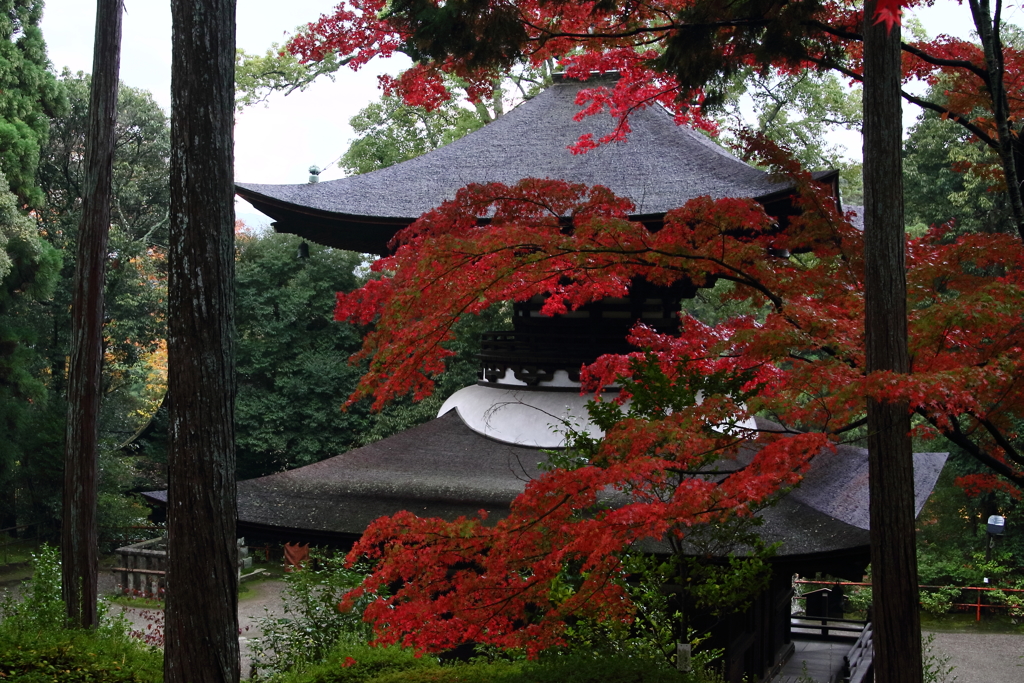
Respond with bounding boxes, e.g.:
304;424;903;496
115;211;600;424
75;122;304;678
862;4;923;682
165;1;238;681
61;0;122;629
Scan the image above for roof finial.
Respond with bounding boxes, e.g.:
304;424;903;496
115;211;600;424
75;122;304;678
308;165;321;184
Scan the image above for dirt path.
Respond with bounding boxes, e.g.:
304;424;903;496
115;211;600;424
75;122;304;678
102;572;288;677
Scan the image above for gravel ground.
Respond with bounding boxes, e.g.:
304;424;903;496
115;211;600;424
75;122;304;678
925;631;1024;683
99;569;288;678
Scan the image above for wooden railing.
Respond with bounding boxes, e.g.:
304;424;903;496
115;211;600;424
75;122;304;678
790;615;867;642
845;622;873;683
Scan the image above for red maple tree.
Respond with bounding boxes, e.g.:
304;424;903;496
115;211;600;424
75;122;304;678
282;0;1024;666
331;137;1024;651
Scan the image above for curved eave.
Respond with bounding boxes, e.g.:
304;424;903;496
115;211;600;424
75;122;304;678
236;74;840;254
237;171;840;256
236;184;413;256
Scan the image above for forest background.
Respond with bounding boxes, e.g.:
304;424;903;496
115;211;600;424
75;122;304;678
0;0;1021;624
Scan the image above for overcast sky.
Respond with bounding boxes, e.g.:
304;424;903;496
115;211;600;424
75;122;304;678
39;1;994;228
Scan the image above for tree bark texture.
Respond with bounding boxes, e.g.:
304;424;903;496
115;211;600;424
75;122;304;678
862;4;923;683
61;0;122;629
165;1;238;681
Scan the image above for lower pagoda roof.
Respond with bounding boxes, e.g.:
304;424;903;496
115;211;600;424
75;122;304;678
235;73;837;254
143;403;946;561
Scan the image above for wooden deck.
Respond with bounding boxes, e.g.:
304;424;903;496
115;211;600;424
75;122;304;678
773;638;850;683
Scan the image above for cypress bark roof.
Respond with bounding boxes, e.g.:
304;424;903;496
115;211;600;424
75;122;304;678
236;74;827;254
159;411;944;559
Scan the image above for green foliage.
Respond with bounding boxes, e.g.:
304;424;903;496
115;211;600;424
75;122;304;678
270;642;718;683
1;544;64;629
262;643;434;683
341;94;485;175
0;548;163;682
356;301;511;446
35;70;171;424
918;585;961;617
1;69;171;534
903;88;1015;235
0;166;61;530
234;232;370;478
235;41;345;110
916;450;1024;588
711;67;865;204
843;584;872;617
678;279;769;329
2;70;168;537
0;0;66;208
922;634;957;683
715;69;861;169
249;549;377;678
95;450;152;552
39;70;171;244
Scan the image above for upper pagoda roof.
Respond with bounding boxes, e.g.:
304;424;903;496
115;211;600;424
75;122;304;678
236;74;831;254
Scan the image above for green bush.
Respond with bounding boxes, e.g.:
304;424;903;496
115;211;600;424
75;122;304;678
0;545;163;682
269;643;720;683
918;585;962;616
267;643;435;683
249;549;377;678
0;627;163;682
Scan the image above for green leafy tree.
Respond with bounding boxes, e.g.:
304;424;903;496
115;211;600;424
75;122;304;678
35;70;170;436
235;36;347;110
0;71;171;535
903;95;1015;235
234;231;369;478
713;68;864;203
0;170;60;529
0;0;66;208
341;93;485;175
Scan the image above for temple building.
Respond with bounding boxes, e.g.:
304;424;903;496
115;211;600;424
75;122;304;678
171;74;947;682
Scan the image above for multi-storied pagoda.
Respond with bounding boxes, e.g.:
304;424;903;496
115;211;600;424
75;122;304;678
222;74;944;682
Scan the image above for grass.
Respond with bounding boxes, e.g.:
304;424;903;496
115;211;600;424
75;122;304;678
0;624;164;682
920;611;1024;634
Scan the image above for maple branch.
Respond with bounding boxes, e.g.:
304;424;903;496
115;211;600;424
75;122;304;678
523;17;774;43
829;416;868;436
808;19;991;82
975;415;1024;469
899;43;990;84
814;57;1000;149
918;408;1024;490
900;91;999;150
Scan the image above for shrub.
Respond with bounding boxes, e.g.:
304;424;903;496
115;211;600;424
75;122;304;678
267;642;435;683
250;549;377;678
0;544;163;682
0;627;163;682
270;643;722;683
919;585;961;616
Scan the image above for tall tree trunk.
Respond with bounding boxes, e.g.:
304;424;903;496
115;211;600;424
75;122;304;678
862;4;923;683
61;0;123;629
164;1;238;681
968;0;1024;241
